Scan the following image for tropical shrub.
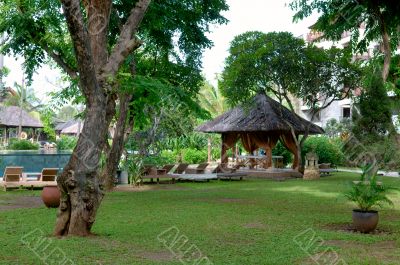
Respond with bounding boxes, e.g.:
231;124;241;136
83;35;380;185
145;153;176;166
8;139;39;150
56;136;78;150
302;136;345;166
160;150;179;164
272;141;293;166
122;155;145;186
345;166;394;211
182;148;207;164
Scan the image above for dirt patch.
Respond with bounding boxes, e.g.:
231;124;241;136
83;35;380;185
324;223;392;235
243;222;267;229
139;250;175;262
113;185;188;192
299;240;398;265
0;196;43;211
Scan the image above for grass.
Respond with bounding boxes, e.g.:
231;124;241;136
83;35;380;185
0;172;399;264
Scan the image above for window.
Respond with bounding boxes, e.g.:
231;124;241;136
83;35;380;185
342;107;351;118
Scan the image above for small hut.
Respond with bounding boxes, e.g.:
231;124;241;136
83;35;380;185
196;93;324;170
0;106;43;142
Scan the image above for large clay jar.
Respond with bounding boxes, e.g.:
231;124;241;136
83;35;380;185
41;185;61;208
352;209;379;233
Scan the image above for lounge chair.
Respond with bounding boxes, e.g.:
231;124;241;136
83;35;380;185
142;165;176;184
319;163;338;176
211;163;236;174
39;168;59;181
1;167;24;191
161;164;175;174
185;163;209;174
172;163;189;174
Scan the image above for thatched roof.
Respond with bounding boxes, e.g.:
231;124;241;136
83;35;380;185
0;106;43;128
196;93;324;135
55;119;83;134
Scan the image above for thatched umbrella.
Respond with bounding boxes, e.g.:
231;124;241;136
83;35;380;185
196;93;324;169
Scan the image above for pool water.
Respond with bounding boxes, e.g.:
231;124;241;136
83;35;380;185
0;150;72;174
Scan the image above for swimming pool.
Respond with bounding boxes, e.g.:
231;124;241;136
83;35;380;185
0;150;72;174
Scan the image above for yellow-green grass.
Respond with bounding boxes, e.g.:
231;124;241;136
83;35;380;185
0;172;399;264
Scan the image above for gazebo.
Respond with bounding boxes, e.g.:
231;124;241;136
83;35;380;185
0;106;43;143
196;93;324;170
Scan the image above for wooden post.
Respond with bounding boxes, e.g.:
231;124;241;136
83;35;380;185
207;137;212;162
4;127;7;145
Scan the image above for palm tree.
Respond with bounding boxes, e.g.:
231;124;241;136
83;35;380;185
4;80;42;138
198;81;227;118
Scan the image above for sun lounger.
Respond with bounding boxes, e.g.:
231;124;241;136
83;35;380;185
211;163;236;174
172;163;189;174
142;166;176;184
185;163;209;174
217;172;246;181
39;168;59;181
1;167;24;191
319;163;338;176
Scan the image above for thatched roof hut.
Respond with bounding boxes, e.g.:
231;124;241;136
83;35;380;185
0;106;43;128
196;93;324;170
196;93;324;134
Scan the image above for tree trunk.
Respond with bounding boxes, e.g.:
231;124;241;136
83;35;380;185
101;93;132;190
55;0;151;236
54;97;109;236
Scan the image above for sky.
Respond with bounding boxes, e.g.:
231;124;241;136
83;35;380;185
2;0;316;102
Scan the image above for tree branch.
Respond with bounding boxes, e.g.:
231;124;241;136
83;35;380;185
41;43;78;79
102;0;151;77
60;0;99;100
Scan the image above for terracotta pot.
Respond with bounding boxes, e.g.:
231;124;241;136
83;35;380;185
352;209;379;233
41;185;61;208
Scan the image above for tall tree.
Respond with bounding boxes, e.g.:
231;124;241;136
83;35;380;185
290;0;400;81
220;31;361;170
0;0;228;236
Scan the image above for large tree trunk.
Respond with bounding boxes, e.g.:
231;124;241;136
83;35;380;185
55;0;151;236
55;97;109;236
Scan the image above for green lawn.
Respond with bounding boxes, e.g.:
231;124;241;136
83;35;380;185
0;172;399;265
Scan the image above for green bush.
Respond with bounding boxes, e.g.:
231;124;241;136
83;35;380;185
272;141;293;166
160;150;179;164
302;136;345;166
182;148;207;164
146;152;177;166
8;139;39;150
56;136;78;150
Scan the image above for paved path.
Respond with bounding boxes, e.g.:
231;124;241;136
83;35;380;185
338;168;399;178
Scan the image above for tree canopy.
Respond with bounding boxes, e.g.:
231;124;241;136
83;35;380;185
290;0;400;81
219;31;361;114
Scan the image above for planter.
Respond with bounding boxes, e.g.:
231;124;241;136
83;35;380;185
352;209;379;233
41;185;61;208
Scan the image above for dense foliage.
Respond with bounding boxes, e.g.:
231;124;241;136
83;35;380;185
272;141;293;166
7;139;39;150
353;71;394;141
56;135;78;151
219;31;361;112
302;136;345;166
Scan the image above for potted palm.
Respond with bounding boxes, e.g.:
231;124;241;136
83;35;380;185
345;169;393;233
